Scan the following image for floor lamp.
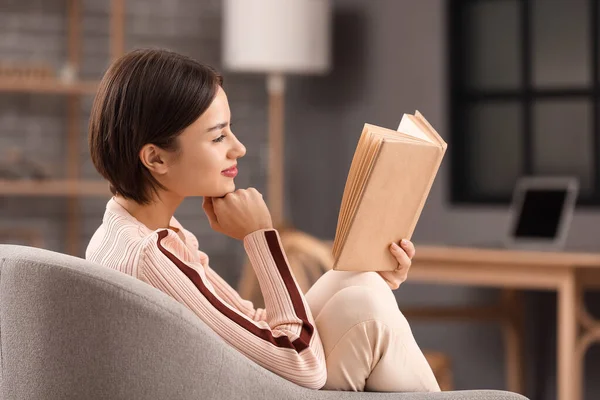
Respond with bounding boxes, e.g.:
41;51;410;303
222;0;331;228
223;0;333;304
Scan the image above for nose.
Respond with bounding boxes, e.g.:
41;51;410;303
229;135;246;159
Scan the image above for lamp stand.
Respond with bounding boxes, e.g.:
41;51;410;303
267;73;286;228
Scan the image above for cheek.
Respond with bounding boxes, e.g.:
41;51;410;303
185;146;224;183
193;146;222;171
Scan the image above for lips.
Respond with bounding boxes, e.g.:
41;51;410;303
221;165;238;177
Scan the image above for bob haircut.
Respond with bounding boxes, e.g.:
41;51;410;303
89;48;223;204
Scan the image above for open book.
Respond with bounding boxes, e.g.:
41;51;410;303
332;111;447;272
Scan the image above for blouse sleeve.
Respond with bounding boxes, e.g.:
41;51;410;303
203;263;268;323
138;228;326;389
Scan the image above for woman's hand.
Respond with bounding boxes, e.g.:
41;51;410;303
202;188;273;240
378;239;415;290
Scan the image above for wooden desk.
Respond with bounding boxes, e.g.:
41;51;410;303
407;245;600;400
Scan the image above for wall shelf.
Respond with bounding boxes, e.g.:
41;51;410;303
0;0;125;255
0;79;99;95
0;180;110;196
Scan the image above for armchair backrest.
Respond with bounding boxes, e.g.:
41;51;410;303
0;244;297;400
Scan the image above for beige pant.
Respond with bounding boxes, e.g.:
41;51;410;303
305;270;440;392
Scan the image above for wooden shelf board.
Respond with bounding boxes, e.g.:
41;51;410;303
0;180;110;196
0;79;99;94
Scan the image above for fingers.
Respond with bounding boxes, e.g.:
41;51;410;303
390;241;412;270
381;239;415;290
401;239;416;259
212;191;237;215
202;196;215;216
202;197;219;227
202;196;213;211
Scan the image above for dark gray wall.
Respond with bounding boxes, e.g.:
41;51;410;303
286;1;599;399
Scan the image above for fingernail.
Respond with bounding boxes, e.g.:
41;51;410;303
391;242;400;250
401;239;409;246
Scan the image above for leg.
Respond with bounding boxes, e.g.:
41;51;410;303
306;270;440;392
557;272;577;400
500;290;525;394
575;279;600;400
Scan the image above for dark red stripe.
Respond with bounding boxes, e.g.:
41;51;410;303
156;230;313;353
264;230;314;349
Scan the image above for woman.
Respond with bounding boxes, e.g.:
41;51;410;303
86;48;439;392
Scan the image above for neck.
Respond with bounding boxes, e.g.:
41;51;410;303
114;191;183;231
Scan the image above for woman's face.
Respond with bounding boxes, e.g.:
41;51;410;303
160;86;246;198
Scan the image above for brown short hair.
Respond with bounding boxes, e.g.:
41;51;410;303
89;48;223;204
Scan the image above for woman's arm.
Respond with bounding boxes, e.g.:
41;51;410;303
203;263;267;322
176;222;267;322
139;228;326;389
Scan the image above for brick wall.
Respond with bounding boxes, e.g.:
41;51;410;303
0;0;269;285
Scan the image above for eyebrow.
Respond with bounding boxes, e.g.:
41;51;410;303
206;122;229;133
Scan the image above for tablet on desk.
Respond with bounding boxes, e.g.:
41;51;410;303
467;177;579;251
504;176;579;251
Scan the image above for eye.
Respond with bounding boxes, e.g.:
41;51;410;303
213;134;226;143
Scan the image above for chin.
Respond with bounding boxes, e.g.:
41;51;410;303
196;178;236;198
211;185;236;198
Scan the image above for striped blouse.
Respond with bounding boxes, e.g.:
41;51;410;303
85;197;327;389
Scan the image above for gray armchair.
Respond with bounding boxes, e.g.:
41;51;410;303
0;244;528;400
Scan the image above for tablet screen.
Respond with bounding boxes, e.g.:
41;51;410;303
513;189;568;239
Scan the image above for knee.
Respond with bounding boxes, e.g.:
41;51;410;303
318;284;402;330
325;270;393;294
357;271;394;293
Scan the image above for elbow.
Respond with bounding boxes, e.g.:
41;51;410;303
314;363;327;390
296;350;327;390
296;367;327;390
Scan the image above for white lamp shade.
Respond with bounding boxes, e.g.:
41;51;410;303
222;0;331;74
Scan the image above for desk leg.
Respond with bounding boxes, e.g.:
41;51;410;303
501;290;525;394
557;272;577;400
575;281;600;400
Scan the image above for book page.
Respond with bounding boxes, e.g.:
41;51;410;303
334;134;382;258
334;126;370;251
397;114;432;143
414;110;447;149
366;123;426;144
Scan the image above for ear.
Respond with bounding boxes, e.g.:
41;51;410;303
139;144;169;175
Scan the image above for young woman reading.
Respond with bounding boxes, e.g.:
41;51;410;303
86;48;439;393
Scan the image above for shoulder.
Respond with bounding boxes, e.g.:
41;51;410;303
169;216;199;249
86;208;159;277
169;216;210;265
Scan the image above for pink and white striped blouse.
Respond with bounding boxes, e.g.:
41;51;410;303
86;197;327;389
